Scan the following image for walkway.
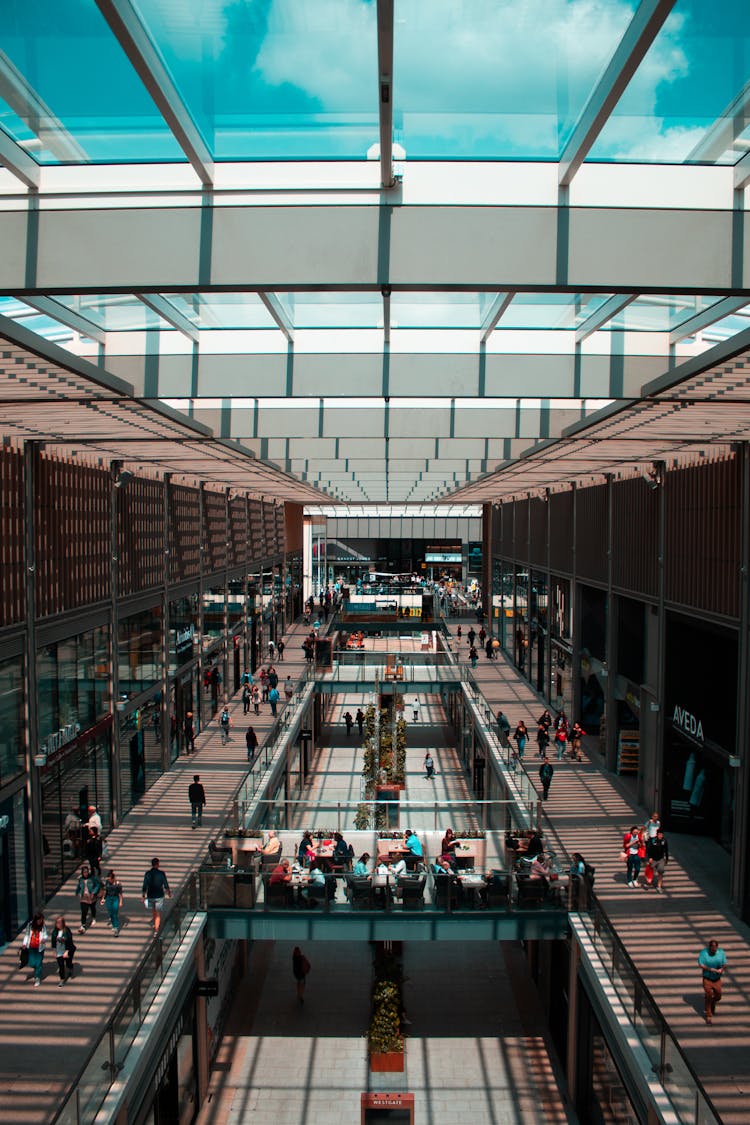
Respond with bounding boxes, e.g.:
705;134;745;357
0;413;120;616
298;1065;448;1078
0;619;312;1125
445;622;750;1125
198;940;575;1125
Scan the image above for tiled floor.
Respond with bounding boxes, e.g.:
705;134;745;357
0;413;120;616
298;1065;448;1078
197;939;575;1125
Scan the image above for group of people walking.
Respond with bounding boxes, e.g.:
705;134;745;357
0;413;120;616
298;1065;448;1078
622;813;670;892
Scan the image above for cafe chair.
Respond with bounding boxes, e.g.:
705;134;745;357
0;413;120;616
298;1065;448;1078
346;875;373;909
399;875;426;910
485;871;510;909
264;875;293;909
433;872;458;911
516;874;547;908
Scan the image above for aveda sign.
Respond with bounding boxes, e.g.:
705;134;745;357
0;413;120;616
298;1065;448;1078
673;705;704;743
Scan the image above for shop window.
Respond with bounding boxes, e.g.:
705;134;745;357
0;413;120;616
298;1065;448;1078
0;655;25;787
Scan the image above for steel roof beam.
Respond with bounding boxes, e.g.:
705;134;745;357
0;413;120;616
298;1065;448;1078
480;292;516;342
687;79;750;164
735;150;750;191
0;128;39;190
575;294;637;342
258;293;294;342
668;297;749;345
95;0;214;186
559;0;677;186
376;0;395;189
20;297;107;345
0;49;89;164
135;294;200;342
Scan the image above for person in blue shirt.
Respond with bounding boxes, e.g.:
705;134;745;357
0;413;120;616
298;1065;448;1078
698;940;727;1025
404;829;422;858
352;852;370;877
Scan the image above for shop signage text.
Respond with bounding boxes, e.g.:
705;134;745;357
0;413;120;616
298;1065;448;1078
672;705;704;742
41;721;80;757
175;624;194;655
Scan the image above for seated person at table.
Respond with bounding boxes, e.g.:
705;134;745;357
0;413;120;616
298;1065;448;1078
391;856;408;877
569;852;586;877
333;832;353;868
529;854;551;882
302;860;327;904
376;857;393;876
268;860;293;904
297;831;315;867
261;830;282;865
404;829;423;858
269;860;292;886
438;850;457;872
432;855;454;875
353;851;371;877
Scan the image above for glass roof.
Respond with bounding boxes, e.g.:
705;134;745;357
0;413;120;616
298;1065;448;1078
591;0;750;164
1;0;183;163
393;0;636;160
1;0;749;168
134;0;379;159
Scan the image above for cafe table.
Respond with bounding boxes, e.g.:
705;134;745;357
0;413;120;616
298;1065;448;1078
457;871;486;907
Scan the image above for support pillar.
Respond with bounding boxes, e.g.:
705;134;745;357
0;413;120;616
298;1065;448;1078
23;441;44;907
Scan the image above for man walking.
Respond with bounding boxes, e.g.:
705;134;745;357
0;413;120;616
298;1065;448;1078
219;706;231;744
268;685;279;717
188;775;206;828
246;724;259;762
356;708;365;736
496;710;511;747
142;857;171;934
539;756;554;800
645;827;669;892
698;940;727;1025
344;711;354;736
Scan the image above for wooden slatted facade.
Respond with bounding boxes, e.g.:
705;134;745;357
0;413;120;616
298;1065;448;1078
117;476;164;597
228;497;248;570
0;445;25;628
169;484;201;585
665;455;741;619
612;477;658;599
36;453;110;617
203;489;227;575
575;483;608;585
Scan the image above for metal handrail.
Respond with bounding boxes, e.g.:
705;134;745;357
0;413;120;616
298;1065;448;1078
50;876;201;1125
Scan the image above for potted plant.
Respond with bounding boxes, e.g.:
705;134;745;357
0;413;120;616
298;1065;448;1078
368;950;405;1071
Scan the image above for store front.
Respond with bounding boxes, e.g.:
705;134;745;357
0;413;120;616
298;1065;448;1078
40;719;113;900
0;786;29;944
118;696;162;817
579;585;607;734
169;595;200;758
662;615;736;852
0;651;25;790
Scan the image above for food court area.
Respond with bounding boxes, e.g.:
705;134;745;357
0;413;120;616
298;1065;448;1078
203;694;582;916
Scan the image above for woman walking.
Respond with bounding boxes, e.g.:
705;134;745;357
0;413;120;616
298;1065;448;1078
52;915;76;985
101;869;124;935
76;864;102;933
514;720;529;760
22;911;48;987
292;946;311;1004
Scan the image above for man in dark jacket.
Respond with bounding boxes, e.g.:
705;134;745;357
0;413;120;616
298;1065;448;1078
539;757;554;800
188;775;206;828
645;828;669;892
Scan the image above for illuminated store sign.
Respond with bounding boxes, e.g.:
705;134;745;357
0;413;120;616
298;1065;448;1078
672;705;704;743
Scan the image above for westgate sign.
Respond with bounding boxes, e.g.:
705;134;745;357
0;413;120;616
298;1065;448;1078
672;705;704;743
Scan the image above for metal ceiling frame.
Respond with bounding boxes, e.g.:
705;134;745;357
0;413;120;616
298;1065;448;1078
575;295;637;342
0;126;39;190
668;297;750;345
94;0;214;186
559;0;677;186
136;294;200;342
376;0;395;189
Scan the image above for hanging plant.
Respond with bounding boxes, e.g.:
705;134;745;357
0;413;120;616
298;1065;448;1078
354;802;372;830
393;716;407;784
